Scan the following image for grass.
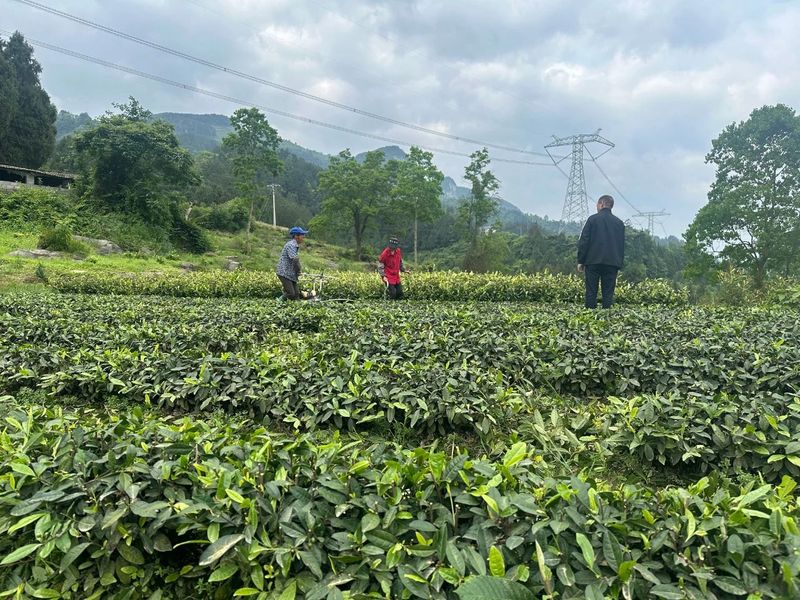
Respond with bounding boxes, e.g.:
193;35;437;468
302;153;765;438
0;222;368;291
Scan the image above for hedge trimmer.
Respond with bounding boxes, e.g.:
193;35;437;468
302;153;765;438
299;273;352;302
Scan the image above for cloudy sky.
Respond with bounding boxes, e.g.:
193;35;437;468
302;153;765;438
5;0;800;235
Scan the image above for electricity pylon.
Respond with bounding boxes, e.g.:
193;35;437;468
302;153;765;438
635;210;669;237
545;130;614;230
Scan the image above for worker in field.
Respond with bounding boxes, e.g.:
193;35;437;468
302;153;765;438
378;236;407;300
577;195;625;308
276;226;309;300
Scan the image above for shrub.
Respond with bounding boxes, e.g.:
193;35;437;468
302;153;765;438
192;197;249;232
37;224;89;254
2;294;797;440
171;214;213;253
714;267;759;306
34;263;47;282
0;187;75;232
767;277;800;308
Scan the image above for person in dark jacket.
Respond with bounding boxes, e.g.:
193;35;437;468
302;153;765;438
577;195;625;309
378;236;407;300
276;226;308;300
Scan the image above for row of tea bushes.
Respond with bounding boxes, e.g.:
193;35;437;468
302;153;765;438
1;295;798;435
1;399;798;599
50;270;689;306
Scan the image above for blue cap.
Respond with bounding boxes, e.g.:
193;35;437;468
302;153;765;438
289;226;308;236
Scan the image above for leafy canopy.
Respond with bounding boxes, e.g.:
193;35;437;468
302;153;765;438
685;104;800;286
0;31;56;168
393;146;444;265
74;98;199;225
393;146;444;224
315;149;397;259
221;107;282;199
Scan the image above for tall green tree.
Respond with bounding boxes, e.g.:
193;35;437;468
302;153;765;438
315;149;394;260
458;147;500;240
221;108;282;250
393;146;444;267
0;44;17;143
0;32;56;168
75;98;198;225
685;104;800;287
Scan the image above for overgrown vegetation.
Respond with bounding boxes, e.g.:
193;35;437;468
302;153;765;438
37;224;88;254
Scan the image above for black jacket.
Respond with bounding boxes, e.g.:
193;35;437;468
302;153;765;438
577;208;625;268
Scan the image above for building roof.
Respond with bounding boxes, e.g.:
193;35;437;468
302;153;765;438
0;163;77;179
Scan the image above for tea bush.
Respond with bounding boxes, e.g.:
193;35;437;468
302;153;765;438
0;399;798;600
600;393;800;482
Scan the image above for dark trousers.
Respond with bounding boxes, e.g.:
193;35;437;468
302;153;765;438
278;275;300;300
387;283;403;300
584;264;619;309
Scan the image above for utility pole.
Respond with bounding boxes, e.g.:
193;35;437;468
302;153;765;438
266;183;281;227
544;130;614;231
635;210;669;237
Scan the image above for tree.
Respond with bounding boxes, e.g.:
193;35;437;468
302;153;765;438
75;98;199;225
458;148;500;240
685;104;800;287
315;149;395;260
392;146;444;267
0;32;56;168
221;108;282;251
0;43;17;143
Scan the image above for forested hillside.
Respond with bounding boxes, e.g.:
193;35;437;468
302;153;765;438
42;107;688;280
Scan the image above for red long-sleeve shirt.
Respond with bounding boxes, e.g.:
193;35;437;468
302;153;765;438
378;247;404;284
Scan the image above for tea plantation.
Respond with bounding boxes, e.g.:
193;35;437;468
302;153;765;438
1;288;799;599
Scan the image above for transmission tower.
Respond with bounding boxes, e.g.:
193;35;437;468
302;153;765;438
545;130;614;230
635;210;669;237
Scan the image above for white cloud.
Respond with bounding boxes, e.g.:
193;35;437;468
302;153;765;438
4;0;800;234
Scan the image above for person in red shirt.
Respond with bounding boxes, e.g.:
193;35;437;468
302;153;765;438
378;236;407;300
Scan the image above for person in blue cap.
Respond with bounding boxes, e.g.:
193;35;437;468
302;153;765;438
276;226;308;300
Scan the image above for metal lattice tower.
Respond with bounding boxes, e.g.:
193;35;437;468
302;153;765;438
635;210;669;237
545;130;614;230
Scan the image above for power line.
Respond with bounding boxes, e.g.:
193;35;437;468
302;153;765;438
2;30;554;167
586;152;641;214
12;0;552;158
586;150;671;233
180;0;417;101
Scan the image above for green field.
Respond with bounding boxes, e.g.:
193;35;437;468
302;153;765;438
1;290;799;599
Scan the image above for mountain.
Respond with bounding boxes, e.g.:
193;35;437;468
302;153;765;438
155;112;232;152
54;110;94;140
279;139;330;168
355;145;408;163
